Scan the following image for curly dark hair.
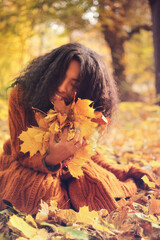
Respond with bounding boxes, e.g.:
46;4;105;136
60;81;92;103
12;42;119;117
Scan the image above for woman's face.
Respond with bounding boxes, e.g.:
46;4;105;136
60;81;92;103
50;60;80;105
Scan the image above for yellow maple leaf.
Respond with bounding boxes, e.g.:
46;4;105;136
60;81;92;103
67;145;95;178
67;157;84;178
76;206;98;225
19;128;42;156
74;117;98;139
65;121;98;178
19;127;48;157
50;204;98;226
74;99;95;118
34;132;44;143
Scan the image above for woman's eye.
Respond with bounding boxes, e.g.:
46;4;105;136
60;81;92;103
71;82;79;89
71;83;76;88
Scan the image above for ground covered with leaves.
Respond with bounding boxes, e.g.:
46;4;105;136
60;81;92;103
0;100;160;240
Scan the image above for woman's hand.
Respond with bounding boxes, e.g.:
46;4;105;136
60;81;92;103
45;128;86;166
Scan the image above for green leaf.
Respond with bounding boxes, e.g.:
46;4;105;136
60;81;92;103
41;223;88;240
57;226;89;240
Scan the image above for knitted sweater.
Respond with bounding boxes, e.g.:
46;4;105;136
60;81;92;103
0;86;154;214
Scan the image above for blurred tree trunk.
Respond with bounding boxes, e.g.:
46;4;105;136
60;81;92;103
102;26;129;100
98;0;141;101
148;0;160;104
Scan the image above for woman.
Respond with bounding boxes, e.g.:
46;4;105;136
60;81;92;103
0;43;153;214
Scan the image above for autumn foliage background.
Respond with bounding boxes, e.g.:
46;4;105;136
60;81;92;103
0;1;160;239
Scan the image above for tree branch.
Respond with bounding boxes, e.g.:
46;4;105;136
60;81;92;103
125;24;152;41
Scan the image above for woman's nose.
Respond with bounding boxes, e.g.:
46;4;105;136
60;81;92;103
58;80;67;93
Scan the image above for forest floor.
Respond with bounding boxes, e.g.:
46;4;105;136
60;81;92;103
0;99;160;240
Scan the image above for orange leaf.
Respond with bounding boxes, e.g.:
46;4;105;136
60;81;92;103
92;114;109;126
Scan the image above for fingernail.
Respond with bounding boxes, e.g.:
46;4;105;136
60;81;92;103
78;127;81;131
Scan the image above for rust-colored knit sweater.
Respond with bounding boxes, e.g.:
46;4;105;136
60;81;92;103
0;86;154;214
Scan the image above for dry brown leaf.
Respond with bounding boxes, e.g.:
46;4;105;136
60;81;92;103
149;197;160;215
49;200;58;212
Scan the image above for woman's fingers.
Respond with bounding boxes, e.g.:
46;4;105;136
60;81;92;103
59;127;87;152
73;139;83;149
62;127;81;144
50;132;55;143
73;127;81;143
71;128;84;151
61;127;69;142
82;137;89;146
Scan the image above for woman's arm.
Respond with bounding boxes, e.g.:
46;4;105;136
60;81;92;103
8;86;60;174
91;152;155;183
8;86;85;173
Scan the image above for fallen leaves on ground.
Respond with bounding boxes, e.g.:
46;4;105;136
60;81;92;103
0;101;160;239
1;190;160;240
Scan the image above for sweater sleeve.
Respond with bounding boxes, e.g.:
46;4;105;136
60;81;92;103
91;152;155;184
8;86;61;174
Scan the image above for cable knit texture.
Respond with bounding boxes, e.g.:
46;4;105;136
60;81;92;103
0;86;154;214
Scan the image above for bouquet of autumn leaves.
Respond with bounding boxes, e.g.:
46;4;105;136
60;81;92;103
19;98;109;178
